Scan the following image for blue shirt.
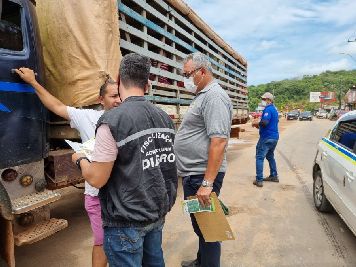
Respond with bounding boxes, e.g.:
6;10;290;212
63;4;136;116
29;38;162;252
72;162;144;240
259;104;279;140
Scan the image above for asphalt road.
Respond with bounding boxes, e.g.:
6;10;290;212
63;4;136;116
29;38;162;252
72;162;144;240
14;118;356;267
276;118;356;267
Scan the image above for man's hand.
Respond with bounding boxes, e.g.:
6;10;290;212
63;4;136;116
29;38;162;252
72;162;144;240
252;119;260;129
14;68;70;120
72;153;86;164
196;186;213;206
15;68;37;85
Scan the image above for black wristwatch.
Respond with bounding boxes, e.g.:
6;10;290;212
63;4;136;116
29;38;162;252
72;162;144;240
75;157;90;171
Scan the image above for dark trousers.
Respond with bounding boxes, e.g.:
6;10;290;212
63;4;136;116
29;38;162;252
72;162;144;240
182;173;225;267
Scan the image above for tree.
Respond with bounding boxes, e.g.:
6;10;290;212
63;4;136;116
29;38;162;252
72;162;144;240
248;70;356;111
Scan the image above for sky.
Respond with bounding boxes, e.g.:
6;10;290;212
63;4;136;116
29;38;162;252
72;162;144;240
185;0;356;85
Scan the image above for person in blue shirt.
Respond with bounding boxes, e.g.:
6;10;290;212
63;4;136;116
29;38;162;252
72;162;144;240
252;92;279;187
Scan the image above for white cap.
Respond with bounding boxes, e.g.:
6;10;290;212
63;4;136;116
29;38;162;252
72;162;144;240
261;92;274;100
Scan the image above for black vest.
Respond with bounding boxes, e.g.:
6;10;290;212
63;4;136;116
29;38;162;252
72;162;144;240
97;96;178;227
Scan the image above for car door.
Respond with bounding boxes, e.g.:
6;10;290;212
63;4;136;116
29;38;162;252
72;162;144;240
318;127;335;189
344;149;356;235
325;119;356;233
338;120;356;234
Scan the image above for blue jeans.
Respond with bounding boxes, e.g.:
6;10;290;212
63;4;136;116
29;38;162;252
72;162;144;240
103;220;165;267
256;138;278;181
182;172;225;267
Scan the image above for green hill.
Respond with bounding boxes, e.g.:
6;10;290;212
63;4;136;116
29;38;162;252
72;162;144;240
248;70;356;111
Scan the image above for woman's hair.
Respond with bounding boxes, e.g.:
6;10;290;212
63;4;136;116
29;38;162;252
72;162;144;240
99;74;116;96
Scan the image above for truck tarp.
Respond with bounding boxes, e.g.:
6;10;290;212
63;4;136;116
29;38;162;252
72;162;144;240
35;0;121;107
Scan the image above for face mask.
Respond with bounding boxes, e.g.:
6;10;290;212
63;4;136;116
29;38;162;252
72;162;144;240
183;77;197;93
261;100;268;107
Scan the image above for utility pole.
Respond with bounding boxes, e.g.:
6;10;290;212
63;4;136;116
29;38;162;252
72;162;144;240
338;52;356;109
338;80;342;110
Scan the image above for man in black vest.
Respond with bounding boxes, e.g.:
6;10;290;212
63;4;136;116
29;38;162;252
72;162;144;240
72;53;178;267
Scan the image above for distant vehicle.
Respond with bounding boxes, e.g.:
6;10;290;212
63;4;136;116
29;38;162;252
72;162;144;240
316;110;328;119
329;110;349;121
287;111;299;120
299;111;313;121
328;109;338;121
313;110;356;236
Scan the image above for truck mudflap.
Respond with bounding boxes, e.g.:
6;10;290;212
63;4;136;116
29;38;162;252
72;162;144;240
0;182;13;221
0;181;15;267
0;218;15;267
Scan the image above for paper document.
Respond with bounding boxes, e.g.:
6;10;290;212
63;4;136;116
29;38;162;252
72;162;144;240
182;198;215;214
65;139;95;160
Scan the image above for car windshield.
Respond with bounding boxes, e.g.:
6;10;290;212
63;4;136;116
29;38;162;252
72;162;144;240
301;112;311;116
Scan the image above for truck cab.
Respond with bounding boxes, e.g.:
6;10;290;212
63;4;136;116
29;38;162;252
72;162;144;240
0;0;46;170
1;1;67;266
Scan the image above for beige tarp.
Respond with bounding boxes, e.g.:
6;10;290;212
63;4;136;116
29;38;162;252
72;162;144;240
35;0;121;107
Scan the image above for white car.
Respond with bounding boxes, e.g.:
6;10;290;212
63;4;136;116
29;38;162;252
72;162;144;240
313;110;356;235
316;111;328;119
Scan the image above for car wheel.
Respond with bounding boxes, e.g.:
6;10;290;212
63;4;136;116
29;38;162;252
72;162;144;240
313;171;332;212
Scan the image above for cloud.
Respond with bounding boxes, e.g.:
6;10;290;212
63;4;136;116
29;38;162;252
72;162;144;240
185;0;356;85
315;0;356;25
256;40;280;51
298;59;352;75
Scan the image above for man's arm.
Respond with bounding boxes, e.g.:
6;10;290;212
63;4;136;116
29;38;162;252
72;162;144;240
252;119;260;128
15;68;69;120
196;137;228;205
71;155;114;189
259;119;270;127
259;107;272;128
72;124;118;189
197;95;231;205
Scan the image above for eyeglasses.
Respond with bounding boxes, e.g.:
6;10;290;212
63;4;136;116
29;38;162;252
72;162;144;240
182;68;201;78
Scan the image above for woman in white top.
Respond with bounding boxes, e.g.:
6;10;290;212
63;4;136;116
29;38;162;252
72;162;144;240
15;67;121;267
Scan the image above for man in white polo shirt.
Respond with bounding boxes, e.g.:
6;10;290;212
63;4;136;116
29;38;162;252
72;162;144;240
15;67;121;267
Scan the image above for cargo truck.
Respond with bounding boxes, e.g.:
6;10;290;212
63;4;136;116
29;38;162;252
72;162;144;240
0;0;248;266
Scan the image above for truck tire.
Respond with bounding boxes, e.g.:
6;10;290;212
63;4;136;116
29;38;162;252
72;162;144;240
313;171;333;212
